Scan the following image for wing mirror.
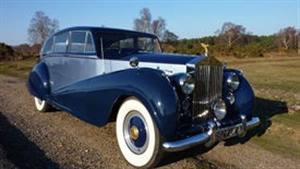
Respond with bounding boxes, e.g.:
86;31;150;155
129;57;139;68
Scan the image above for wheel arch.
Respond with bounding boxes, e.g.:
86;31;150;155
109;95;131;122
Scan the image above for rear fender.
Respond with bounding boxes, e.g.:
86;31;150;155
27;62;50;99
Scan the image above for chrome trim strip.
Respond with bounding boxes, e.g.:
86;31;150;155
162;117;260;152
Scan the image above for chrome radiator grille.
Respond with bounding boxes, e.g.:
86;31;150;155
192;64;223;121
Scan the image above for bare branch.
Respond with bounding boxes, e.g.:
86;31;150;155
28;11;59;45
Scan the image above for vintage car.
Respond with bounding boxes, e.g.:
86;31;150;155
27;26;260;168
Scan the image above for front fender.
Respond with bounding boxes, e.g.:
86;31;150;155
53;68;179;140
113;68;180;140
223;69;255;119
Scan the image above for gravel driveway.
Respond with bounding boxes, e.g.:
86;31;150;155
0;75;299;169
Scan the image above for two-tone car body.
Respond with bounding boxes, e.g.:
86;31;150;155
27;26;260;168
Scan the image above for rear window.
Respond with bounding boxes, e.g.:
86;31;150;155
54;32;68;53
42;37;53;54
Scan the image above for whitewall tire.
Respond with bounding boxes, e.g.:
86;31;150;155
34;97;52;112
116;97;162;168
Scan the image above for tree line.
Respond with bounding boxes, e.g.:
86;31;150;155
134;8;299;58
0;8;299;61
162;23;299;58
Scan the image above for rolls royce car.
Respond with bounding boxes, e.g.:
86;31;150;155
27;26;260;168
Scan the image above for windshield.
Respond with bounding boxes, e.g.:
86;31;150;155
101;33;161;59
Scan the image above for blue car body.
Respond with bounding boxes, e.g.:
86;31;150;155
27;26;257;142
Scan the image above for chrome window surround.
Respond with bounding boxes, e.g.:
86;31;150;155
69;31;96;54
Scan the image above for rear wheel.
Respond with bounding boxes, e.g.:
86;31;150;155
116;97;162;168
34;97;52;112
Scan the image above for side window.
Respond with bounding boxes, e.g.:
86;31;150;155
120;38;134;48
69;31;86;53
85;33;95;53
69;31;95;54
42;37;53;54
54;32;68;53
108;38;134;49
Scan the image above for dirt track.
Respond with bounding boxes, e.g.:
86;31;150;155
0;75;299;169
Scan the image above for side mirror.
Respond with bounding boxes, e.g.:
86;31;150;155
129;57;139;68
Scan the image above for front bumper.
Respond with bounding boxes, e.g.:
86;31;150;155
162;116;260;152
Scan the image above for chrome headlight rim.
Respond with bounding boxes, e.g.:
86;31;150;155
179;74;195;95
213;99;227;120
226;72;240;91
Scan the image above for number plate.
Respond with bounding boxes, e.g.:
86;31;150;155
215;125;245;140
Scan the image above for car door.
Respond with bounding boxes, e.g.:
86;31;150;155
46;30;104;94
48;30;106;122
65;31;103;86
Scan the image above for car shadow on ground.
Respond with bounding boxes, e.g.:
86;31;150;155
158;97;288;168
158;143;221;169
223;96;288;146
0;112;60;169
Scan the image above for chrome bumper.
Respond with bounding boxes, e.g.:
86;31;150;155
162;116;260;152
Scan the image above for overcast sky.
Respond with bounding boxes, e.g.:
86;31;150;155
0;0;299;45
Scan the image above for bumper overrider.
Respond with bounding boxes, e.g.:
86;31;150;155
162;115;260;152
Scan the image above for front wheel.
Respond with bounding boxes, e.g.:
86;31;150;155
116;97;162;168
34;97;52;112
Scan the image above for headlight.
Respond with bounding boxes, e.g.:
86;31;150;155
213;99;227;120
226;73;240;91
179;74;195;95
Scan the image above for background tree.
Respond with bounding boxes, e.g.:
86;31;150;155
152;17;166;39
28;11;59;45
216;22;246;48
298;30;300;55
275;26;298;50
134;8;166;39
134;8;152;33
163;30;178;42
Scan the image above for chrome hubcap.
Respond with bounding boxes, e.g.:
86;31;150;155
123;111;149;154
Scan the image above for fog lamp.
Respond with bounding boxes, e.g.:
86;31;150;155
227;92;235;104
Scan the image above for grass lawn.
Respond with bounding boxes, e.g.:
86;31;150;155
1;55;299;159
0;58;36;78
